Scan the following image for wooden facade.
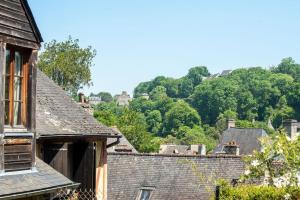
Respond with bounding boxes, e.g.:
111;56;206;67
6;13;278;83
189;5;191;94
39;139;108;193
0;0;41;173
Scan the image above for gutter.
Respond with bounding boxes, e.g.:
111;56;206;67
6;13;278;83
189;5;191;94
106;137;120;148
0;182;80;200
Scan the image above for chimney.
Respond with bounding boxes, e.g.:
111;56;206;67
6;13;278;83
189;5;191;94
78;92;85;103
227;118;235;129
190;144;206;155
223;141;239;155
283;119;299;140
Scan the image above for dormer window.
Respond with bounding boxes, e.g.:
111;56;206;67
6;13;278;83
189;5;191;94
4;46;29;128
136;187;155;200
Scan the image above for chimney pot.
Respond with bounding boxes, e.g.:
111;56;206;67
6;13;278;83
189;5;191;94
227;118;235;129
283;119;299;140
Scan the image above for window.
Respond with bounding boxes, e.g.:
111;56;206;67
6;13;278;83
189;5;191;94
4;46;29;128
136;187;154;200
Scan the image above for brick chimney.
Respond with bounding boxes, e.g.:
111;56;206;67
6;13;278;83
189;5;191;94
223;141;239;155
227;118;235;129
190;144;206;155
283;119;299;140
78;92;85;103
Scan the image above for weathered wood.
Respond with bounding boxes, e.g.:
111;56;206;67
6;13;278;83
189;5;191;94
73;142;95;190
43;143;72;178
4;160;31;171
0;0;23;13
0;35;39;49
4;152;32;162
28;50;37;132
5;138;31;145
0;24;36;41
0;15;32;32
0;5;27;22
0;42;5;133
4;144;32;153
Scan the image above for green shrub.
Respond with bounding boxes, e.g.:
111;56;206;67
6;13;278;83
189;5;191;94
217;180;300;200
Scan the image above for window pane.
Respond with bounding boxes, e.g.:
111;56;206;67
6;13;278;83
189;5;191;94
13;102;22;126
140;190;151;200
4;101;9;125
5;50;10;74
14;51;22;76
5;76;10;100
14;77;22;101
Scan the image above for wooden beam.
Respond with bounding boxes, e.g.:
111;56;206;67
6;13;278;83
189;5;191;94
0;35;40;50
28;50;37;168
0;42;5;133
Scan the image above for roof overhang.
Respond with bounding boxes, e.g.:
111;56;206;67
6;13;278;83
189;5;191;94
0;182;79;200
37;133;121;143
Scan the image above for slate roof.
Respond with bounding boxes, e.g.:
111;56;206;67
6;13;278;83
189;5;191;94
108;153;244;200
214;128;267;155
36;70;120;139
0;158;75;199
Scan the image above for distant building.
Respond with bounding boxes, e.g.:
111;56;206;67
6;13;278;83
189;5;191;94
283;119;300;140
159;144;206;155
141;93;150;100
214;119;267;155
89;96;102;105
115;91;132;106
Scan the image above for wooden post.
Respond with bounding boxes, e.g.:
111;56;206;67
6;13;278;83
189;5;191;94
0;42;6;173
95;139;108;200
28;50;38;168
0;42;5;133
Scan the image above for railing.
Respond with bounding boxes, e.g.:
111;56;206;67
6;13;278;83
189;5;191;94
53;188;96;200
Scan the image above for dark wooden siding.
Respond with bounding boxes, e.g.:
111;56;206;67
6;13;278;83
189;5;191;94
4;138;33;172
0;0;38;43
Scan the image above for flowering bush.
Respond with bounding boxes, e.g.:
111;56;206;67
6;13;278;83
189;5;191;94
242;130;300;187
217;180;300;200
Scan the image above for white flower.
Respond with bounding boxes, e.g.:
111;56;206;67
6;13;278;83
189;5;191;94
251;160;260;167
284;193;291;200
244;170;250;175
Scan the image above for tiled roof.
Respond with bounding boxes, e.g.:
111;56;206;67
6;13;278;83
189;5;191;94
0;158;75;199
36;70;120;138
108;153;244;200
215;128;267;155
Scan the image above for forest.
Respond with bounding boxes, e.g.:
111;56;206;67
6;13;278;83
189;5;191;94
92;57;300;153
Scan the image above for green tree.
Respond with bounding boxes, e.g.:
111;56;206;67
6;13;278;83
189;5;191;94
39;37;96;96
95;92;113;102
164;100;201;134
272;57;300;81
186;66;210;86
146;110;162;135
117;108;159;152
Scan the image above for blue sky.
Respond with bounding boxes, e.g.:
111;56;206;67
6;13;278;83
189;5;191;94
28;0;300;96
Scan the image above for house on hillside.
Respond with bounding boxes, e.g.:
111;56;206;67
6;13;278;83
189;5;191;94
115;91;131;106
214;119;267;155
35;70;121;199
0;0;76;199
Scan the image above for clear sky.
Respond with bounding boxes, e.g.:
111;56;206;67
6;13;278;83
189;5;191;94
28;0;300;96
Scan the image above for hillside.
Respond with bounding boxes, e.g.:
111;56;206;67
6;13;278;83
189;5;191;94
93;57;300;152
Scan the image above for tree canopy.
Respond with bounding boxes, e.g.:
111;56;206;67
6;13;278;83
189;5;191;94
39;37;96;96
93;57;300;153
